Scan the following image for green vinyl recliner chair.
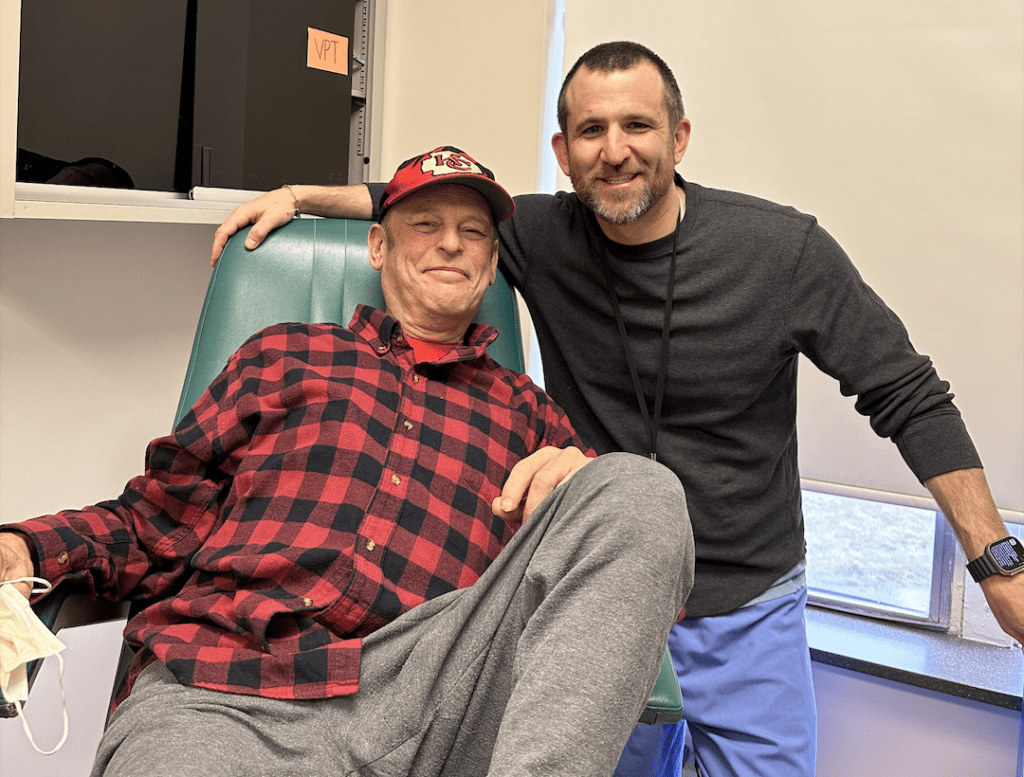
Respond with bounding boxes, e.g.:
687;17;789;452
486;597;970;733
1;217;683;728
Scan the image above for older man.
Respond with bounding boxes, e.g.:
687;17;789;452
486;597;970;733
0;146;694;777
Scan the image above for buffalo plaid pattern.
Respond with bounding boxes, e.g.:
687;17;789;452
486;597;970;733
14;306;587;705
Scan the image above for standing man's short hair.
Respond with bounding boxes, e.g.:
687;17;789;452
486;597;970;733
557;41;686;134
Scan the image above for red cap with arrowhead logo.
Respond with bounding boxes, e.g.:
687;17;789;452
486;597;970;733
378;146;515;224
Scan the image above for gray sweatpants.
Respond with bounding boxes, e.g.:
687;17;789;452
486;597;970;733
92;452;694;777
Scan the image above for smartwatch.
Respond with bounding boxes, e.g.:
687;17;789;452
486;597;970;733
966;535;1024;583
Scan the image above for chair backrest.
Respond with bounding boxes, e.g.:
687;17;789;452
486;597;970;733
176;218;525;424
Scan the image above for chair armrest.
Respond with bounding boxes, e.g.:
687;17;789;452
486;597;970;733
638;645;683;725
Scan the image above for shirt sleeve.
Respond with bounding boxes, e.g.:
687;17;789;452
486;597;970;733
367;182;386;220
7;332;272;603
786;223;981;482
496;193;570;292
514;370;596;459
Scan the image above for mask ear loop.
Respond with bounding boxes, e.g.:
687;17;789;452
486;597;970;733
13;652;68;755
3;577;69;755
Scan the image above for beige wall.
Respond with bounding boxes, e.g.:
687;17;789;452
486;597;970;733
1;220;214;520
373;0;556;195
812;662;1020;776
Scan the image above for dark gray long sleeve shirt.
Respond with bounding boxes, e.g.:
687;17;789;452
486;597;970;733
368;177;981;616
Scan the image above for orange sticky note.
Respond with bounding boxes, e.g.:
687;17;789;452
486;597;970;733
307;28;349;75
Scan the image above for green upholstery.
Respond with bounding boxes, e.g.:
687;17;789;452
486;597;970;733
4;217;682;728
639;645;685;725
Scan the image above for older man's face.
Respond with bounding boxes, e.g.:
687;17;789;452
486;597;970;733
369;184;498;340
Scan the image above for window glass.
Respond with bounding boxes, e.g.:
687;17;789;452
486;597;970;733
803;490;938;618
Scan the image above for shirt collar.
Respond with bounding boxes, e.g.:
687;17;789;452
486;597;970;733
348;304;500;364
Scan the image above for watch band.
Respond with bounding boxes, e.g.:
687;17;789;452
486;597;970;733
966;552;1000;583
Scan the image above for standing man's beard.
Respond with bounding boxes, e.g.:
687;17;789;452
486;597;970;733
570;160;674;225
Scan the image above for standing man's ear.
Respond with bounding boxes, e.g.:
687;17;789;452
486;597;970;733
673;118;692;165
368;223;387;271
551;133;571;177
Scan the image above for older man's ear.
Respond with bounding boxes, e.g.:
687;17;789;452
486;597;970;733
488;239;499;285
367;223;387;272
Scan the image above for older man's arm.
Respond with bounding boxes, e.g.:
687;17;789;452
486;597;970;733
211;184;374;266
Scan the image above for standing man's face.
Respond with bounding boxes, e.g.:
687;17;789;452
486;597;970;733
553;61;690;233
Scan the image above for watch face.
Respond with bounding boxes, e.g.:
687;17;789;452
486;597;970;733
990;536;1024;572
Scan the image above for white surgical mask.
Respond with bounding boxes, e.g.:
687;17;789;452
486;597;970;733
0;577;68;754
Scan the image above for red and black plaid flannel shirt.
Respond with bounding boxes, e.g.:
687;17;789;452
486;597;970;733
13;306;588;704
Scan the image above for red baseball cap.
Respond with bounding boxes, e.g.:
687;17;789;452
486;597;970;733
378;146;515;224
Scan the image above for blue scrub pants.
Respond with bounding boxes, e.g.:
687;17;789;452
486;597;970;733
614;586;816;777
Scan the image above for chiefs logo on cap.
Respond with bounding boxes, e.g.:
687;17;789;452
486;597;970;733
420;150;483;178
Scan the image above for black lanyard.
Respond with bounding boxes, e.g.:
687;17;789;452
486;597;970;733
597;207;681;462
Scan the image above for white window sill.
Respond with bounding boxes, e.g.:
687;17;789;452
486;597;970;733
8;183;269;224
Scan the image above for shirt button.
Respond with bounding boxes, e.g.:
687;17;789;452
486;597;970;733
366;539;376;551
396;335;404;343
403;420;414;431
377;345;388;353
413;375;420;383
392;474;401;485
302;597;313;607
57;551;69;564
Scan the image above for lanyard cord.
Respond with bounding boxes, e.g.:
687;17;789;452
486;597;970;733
597;206;681;462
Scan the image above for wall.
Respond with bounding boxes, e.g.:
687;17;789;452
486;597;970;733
1;220;214;520
813;663;1020;776
372;0;557;195
0;619;125;775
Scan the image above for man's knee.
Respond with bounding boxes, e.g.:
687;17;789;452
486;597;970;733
564;452;694;577
574;451;683;495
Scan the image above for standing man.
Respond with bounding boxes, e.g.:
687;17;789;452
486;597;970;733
211;43;1024;776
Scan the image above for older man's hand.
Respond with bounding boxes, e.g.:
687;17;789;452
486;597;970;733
0;532;37;600
492;446;594;524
